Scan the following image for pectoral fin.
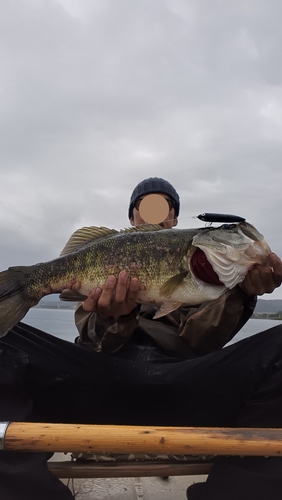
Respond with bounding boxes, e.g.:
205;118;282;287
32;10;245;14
59;290;88;302
159;271;188;296
153;301;182;319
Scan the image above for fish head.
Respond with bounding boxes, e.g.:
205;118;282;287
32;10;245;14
190;222;272;289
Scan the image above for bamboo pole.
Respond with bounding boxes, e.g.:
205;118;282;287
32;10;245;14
2;423;282;456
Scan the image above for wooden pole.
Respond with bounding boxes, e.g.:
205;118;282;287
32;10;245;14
3;423;282;456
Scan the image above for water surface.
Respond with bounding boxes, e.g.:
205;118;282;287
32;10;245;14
24;308;282;345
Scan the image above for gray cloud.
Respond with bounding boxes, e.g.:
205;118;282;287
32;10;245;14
0;0;282;299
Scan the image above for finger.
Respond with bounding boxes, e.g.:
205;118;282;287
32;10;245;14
250;266;274;294
96;275;116;316
82;287;102;312
254;255;282;291
269;253;282;287
244;265;278;295
258;267;279;293
126;277;140;302
113;271;129;304
239;272;260;295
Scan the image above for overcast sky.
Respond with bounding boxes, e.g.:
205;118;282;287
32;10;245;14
1;0;282;299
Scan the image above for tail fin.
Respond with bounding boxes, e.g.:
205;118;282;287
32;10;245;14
0;267;38;337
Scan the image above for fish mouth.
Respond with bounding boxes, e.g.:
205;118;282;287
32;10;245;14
190;248;224;286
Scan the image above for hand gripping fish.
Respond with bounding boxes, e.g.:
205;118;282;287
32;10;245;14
0;222;271;337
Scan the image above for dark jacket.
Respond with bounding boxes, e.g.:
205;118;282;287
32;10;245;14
75;287;256;359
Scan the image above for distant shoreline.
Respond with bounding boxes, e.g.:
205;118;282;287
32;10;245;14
34;304;282;319
35;305;76;310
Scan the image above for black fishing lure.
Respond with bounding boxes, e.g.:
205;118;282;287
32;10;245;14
197;213;246;223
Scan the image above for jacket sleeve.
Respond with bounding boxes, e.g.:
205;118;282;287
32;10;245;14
178;287;257;355
74;303;140;353
75;287;256;356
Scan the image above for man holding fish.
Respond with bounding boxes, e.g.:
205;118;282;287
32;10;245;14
76;177;281;361
0;177;282;500
75;178;282;500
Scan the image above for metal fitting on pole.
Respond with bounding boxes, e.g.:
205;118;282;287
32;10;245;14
0;422;10;450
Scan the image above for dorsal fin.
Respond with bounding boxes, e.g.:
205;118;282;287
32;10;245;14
120;224;165;233
60;224;164;256
60;226;118;256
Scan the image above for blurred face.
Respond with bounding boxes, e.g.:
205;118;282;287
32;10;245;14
130;193;178;228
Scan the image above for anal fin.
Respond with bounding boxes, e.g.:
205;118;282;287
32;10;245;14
153;301;182;319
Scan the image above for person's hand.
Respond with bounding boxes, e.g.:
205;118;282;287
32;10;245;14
239;253;282;296
82;270;140;319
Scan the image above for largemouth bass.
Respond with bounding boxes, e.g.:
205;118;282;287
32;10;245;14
0;222;271;337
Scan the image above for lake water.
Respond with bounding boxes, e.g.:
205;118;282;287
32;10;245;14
24;307;282;346
25;308;79;342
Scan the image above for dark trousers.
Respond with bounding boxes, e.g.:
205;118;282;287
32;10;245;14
1;322;282;499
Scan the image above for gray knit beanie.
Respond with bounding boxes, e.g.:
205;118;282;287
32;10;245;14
128;177;180;219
